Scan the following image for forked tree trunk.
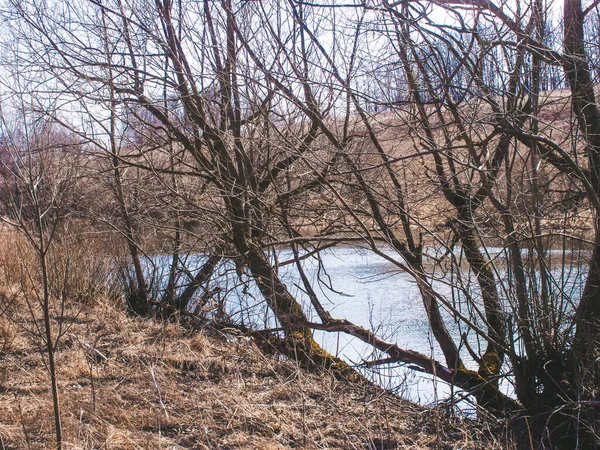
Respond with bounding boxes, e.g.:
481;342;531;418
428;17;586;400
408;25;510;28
564;0;600;396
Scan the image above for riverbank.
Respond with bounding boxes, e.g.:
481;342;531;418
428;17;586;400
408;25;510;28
0;297;511;449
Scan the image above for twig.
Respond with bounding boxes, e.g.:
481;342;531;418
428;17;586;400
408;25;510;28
16;394;32;450
149;364;169;419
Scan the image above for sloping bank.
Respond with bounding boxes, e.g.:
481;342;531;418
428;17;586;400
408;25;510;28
0;300;509;449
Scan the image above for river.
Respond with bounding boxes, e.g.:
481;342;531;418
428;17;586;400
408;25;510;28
148;245;588;413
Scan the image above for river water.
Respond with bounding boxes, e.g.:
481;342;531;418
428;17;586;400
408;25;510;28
148;245;587;412
277;246;479;408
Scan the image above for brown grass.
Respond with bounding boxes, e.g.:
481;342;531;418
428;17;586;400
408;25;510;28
0;296;512;449
0;316;15;353
0;217;514;449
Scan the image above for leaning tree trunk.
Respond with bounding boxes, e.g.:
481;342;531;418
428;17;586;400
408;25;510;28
230;212;363;382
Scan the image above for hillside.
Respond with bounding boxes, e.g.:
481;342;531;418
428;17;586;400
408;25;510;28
0;298;507;449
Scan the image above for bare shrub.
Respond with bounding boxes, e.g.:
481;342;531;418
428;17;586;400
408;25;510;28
0;230;34;288
51;233;115;306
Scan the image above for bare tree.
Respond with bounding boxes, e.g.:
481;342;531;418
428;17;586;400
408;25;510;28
232;0;600;445
5;0;600;447
0;108;83;450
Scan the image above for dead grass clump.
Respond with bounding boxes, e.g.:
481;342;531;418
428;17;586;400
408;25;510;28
0;316;16;352
0;227;118;311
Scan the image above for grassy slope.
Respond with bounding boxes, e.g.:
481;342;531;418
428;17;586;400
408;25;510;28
0;297;510;449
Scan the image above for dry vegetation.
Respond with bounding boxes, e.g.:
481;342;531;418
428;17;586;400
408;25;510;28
0;232;511;449
357;92;597;245
0;91;590;450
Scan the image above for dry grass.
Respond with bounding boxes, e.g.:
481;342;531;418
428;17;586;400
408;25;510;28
0;297;512;449
0;316;16;353
0;219;514;449
0;229;35;288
